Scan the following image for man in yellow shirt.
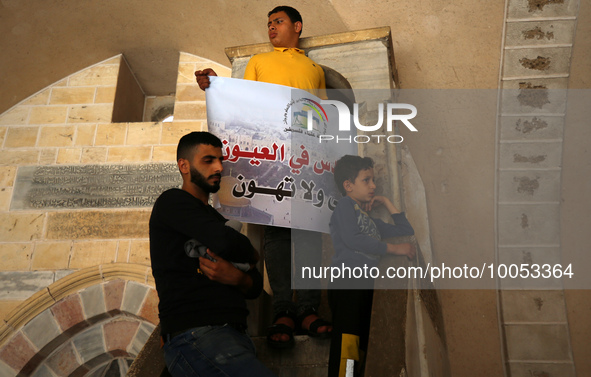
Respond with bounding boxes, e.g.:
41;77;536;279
195;6;331;349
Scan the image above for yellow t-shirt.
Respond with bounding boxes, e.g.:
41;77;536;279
243;47;327;99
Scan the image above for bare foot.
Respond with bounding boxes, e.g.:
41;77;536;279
269;316;295;343
300;313;332;335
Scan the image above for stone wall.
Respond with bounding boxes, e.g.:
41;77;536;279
0;52;231;376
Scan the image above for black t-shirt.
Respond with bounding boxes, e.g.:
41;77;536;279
149;188;262;335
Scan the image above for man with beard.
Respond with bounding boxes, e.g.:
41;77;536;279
149;131;277;376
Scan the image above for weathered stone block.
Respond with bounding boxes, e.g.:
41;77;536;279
45;342;81;376
4;127;38;148
161;121;205;144
52;294;85;332
501;290;567;323
503;47;572;78
46;210;150;239
21;91;50;107
498;170;560;202
498;204;560;246
95;123;127;145
68;104;113;124
172;102;207;121
152;146;176;162
498;246;563;289
0;166;17;187
80;283;107;320
0;243;32;270
500;84;567;114
104;280;125;313
0;107;29;126
121;282;148;315
499;142;562;169
129;240;150;266
68;65;119;87
57;148;82;164
31;241;74;271
507;0;579;19
138;288;159;325
176;84;205;102
69;241;118;269
49;87;96;105
73;124;96;146
499;115;564;141
127;123;161;145
0;150;39;165
0;332;36;372
129;322;155;355
95;86;116;104
29;364;55;377
0;127;6;146
504;324;571;360
505;20;576;47
29;106;68;125
104;319;140;352
107;146;152;163
0;187;11;211
38;149;57;165
80;147;107;164
23;308;62;350
0;213;44;242
38;125;76;147
177;63;198;84
72;325;106;363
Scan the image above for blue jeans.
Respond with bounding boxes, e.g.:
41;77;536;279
163;324;277;377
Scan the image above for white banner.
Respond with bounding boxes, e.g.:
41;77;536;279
206;76;356;233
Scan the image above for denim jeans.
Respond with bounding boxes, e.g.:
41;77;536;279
264;226;322;318
163;324;277;377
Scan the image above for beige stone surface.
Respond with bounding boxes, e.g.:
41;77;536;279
4;127;38;148
117;240;131;263
0;150;39;165
0;166;17;187
56;147;82;164
0;301;23;322
129;240;150;266
46;210;150;240
161;121;205;144
0;127;6;145
70;241;118;269
68;64;120;87
152;146;176;162
0;187;12;211
38;125;75;147
67;104;112;123
29;106;68;124
31;242;72;270
21;91;50;106
0;213;44;242
80;147;107;163
95;86;117;104
49;87;96;105
74;124;97;146
95;123;127;145
172;102;207;121
0;107;29;126
127;123;161;145
107;146;152;162
38;149;57;165
0;243;32;270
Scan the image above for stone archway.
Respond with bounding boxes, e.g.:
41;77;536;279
0;263;158;376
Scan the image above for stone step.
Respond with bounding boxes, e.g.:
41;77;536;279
252;335;330;377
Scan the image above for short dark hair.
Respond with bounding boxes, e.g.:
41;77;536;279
333;155;374;196
268;6;302;34
177;132;222;161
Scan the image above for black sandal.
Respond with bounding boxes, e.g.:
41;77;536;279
299;308;332;339
267;310;296;349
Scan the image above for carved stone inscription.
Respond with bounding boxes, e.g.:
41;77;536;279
11;164;181;210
